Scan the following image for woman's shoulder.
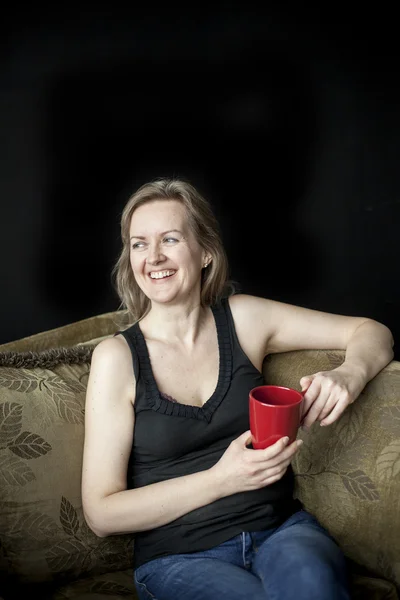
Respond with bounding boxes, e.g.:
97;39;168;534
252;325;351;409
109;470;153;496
224;293;267;332
226;293;290;339
91;334;133;370
224;294;275;365
227;292;274;315
87;335;136;405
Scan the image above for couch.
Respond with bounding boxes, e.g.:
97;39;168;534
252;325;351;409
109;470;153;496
0;310;399;600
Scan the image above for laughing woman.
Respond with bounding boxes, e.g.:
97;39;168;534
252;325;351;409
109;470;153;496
81;177;393;600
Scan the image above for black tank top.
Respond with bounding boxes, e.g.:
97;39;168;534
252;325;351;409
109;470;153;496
119;297;300;569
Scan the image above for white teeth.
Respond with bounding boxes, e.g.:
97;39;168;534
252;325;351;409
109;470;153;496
149;270;176;279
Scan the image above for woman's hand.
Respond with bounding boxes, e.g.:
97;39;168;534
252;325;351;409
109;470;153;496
299;364;367;429
211;431;302;497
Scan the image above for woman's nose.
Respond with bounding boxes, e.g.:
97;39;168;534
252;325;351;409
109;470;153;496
147;242;165;265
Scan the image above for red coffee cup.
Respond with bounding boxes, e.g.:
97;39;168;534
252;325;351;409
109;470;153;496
249;385;304;449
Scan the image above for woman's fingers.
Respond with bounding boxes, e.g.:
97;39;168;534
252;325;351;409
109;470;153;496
302;390;333;428
248;435;293;461
319;398;348;426
249;438;302;466
300;370;355;429
266;439;303;468
259;445;302;485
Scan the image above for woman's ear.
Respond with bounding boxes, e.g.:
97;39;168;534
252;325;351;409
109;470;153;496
202;254;212;269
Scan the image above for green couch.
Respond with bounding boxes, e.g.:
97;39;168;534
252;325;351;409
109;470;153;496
0;311;399;600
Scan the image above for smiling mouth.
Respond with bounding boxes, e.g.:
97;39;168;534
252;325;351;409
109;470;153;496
149;270;176;280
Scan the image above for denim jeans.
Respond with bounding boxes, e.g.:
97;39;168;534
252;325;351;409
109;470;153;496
134;509;351;599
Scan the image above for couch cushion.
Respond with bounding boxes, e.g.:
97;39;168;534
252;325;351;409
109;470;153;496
350;573;399;600
263;349;400;594
51;569;137;599
0;345;134;588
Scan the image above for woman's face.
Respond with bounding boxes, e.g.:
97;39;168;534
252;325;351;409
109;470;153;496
129;199;209;306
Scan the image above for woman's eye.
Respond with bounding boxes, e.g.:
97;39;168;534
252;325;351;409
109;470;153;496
131;242;145;250
164;237;178;244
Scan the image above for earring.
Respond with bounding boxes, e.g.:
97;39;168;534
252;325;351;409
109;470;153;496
203;261;210;268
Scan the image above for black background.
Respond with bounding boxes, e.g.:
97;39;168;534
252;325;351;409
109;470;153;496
1;4;399;359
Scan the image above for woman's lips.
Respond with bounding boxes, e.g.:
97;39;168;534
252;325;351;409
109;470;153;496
148;269;177;280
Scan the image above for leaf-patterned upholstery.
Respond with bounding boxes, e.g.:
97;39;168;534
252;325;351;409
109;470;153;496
0;358;135;599
0;311;399;599
263;350;400;599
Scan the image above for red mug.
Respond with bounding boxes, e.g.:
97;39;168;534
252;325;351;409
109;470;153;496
249;385;304;449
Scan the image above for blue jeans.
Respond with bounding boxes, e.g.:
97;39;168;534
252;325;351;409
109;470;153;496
134;509;350;599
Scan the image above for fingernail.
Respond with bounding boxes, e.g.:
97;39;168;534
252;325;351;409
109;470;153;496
283;436;290;444
297;439;303;447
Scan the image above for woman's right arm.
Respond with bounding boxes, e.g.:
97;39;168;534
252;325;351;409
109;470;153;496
81;336;301;538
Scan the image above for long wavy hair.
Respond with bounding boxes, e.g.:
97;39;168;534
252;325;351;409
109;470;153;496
112;177;236;324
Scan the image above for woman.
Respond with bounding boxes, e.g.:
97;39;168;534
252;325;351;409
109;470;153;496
81;177;394;600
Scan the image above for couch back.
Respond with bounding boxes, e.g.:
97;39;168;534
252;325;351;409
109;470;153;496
0;311;399;592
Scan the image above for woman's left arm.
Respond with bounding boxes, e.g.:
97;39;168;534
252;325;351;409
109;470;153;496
229;294;394;429
299;318;394;428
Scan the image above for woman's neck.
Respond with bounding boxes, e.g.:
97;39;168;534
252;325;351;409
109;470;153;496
140;301;210;347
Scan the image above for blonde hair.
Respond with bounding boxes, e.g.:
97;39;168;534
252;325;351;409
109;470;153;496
112;177;235;324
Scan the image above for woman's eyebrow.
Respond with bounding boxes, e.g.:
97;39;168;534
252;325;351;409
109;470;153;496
130;229;182;241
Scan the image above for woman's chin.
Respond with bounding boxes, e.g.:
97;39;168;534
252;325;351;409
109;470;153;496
147;289;179;305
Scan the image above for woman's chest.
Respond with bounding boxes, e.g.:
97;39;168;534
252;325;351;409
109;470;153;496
147;341;220;407
133;362;264;462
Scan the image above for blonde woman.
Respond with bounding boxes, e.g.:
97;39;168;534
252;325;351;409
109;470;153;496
82;177;393;600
